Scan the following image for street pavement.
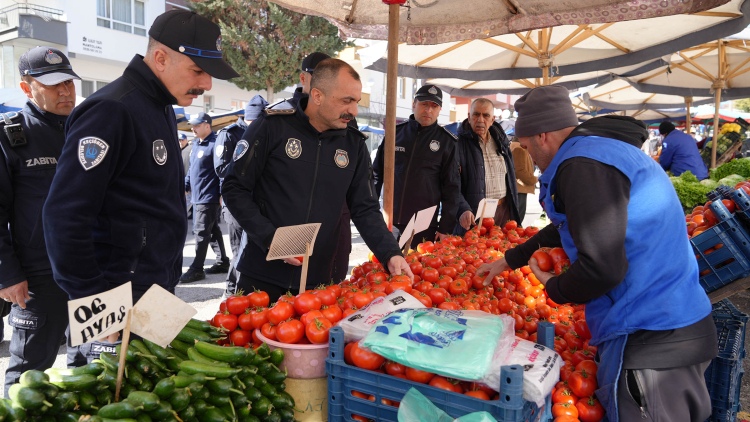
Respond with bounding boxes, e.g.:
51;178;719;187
0;192;546;394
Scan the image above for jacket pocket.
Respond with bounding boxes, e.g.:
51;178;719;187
240;140;259;176
130;221;147;274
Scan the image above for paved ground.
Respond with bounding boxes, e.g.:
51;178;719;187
0;193;546;395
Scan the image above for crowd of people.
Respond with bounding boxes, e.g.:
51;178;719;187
0;7;719;421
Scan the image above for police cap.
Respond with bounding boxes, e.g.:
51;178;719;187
189;111;212;126
18;47;80;86
414;84;443;107
301;52;331;74
149;10;240;80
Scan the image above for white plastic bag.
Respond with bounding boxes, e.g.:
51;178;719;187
496;337;562;407
335;289;425;343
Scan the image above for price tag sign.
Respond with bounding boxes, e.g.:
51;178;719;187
131;285;197;348
475;198;499;221
67;282;133;347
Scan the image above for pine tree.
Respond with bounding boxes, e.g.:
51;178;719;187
189;0;352;101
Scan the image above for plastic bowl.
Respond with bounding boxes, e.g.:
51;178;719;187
254;329;329;379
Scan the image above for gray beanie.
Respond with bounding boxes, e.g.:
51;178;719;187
514;85;578;137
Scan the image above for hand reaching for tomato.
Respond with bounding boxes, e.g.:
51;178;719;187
476;257;510;286
387;255;415;281
528;258;553;287
282;257;302;266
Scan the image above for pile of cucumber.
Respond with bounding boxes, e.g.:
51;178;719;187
3;319;295;422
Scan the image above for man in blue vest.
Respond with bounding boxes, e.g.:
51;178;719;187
658;121;709;179
478;85;716;422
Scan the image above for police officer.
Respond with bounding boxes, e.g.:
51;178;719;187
44;10;239;346
223;59;412;302
0;47;84;395
214;94;268;297
373;84;461;244
181;112;230;282
267;52;330;110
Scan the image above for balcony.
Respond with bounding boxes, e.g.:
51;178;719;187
0;4;66;45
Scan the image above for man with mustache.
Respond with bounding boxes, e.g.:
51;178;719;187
0;47;83;395
373;84;460;245
43;10;239;348
223;58;412;302
454;98;520;234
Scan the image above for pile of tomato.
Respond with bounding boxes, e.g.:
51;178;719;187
211;218;605;422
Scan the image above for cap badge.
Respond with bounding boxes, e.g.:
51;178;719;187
233;140;249;162
430;140;440;152
45;50;62;65
216;144;224;158
428;86;437;95
179;46;186;53
216;36;222;51
153;140;167;165
78;137;109;171
286;138;302;159
334;149;349;168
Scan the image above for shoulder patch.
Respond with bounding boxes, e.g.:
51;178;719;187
264;108;295;116
441;126;458;140
78;137;109;171
234;140;249;162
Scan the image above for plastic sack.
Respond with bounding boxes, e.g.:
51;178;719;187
361;308;510;383
397;388;497;422
496;337;562;407
335;289;425;343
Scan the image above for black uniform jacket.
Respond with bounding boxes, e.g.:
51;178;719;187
222;98;401;289
43;55;187;300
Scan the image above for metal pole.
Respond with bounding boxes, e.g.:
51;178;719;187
383;3;399;230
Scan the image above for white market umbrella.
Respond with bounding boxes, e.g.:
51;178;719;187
578;107;688;123
268;0;739;227
584;39;750;167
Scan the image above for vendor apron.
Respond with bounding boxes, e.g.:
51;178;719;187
538;135;711;421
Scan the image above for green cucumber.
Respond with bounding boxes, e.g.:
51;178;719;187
255;344;271;359
80;416;103;422
96;390;113;406
133;359;154;376
252;375;267;390
198;408;229;422
48;363;105;377
8;384;52;410
240;376;255;389
258;383;276;398
275;382;286;393
277;407;294;422
152;378;175;399
169;340;192;356
278;392;294;408
135;413;152;422
187;348;230;367
264;370;286;385
204;395;231;408
188;383;209;401
186;319;214;332
249;397;272;417
236;350;257;367
116;345;139;362
231;395;248;409
126;367;145;386
206;380;233;395
99;369;117;390
255;361;275;377
193;343;248;364
48;392;78;415
19;370;49;388
218;405;235;421
191;400;208;416
57;412;80;422
172;373;214;388
101;419;138;422
90;383;110;394
98;402;140;419
137;378;153;392
168;389;190;412
179;405;196;421
79;391;99;411
126;392;160;412
242;416;261;422
243;387;261;402
268;350;284;368
130;341;168;373
1;400;26;422
35;416;56;422
142;340;171;362
270;395;290;411
146;402;174;420
119;384;137;399
98;352;120;371
178;362;239;379
176;327;213;344
38;384;58;400
262;410;280;422
47;373;98;392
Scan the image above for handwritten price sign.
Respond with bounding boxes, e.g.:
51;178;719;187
67;282;133;347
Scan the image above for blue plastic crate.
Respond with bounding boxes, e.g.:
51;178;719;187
326;323;556;422
705;314;747;413
712;299;750;324
692;201;750;293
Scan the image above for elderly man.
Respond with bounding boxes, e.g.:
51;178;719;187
373;84;460;243
455;98;520;233
478;85;716;422
223;59;411;302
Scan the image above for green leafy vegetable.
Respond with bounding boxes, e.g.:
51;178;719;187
671;171;712;210
710;157;750;181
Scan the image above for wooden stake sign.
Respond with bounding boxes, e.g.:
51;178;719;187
398;206;437;252
474;198;500;225
67;282;133;347
114;310;131;402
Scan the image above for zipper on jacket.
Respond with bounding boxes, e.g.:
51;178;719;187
130;221;147;274
367;161;375;198
397;133;419;223
305;140;323;222
626;369;648;419
240;140;260;176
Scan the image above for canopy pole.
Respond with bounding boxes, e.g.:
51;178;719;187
382;3;399;230
711;88;722;169
685;98;691;134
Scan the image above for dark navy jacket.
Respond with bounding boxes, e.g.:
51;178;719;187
454;119;520;234
373;115;461;234
43;55;187;299
186;131;220;204
659;129;708;180
214;117;247;184
0;101;67;288
222;98;401;290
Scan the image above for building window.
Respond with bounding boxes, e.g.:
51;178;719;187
97;0;147;36
204;95;214;113
398;78;405;99
81;79;109;97
231;100;246;111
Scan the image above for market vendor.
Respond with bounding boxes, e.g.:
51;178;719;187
658;121;708;179
222;59;412;302
478;85;717;422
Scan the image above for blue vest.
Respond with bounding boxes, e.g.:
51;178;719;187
539;135;711;420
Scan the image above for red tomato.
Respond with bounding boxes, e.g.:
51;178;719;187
313;288;337;306
384;361;406;376
571;349;595;367
449;278;469;296
560;362;576;382
422;268;440;283
552;416;580;422
576;396;605;422
575;360;598;377
342;307;358;318
464;390;490;400
531;250;553;272
564;330;585;350
574;320;592;340
350;342;385;370
412;291;433;307
722;199;737;214
417;241;435;254
548;248;569;265
260;322;277;341
552;403;579;419
568;369;597;398
226;294;251;315
504;220;518;231
218;300;227;314
213;311;238;332
300;310;325;327
438;300;460;310
429;376;461;393
352;291;375;308
305;317;333;344
525;226;540;237
344;342;355;365
552;387;578;405
427;287;449;305
238;310;254;331
516;329;529;340
482;217;495;228
230;329;252;347
554;260;571;276
326;283;342;298
405;367;435;384
523;316;538;334
250;307;269;330
366;271;388;284
248;290;270;308
276;319;305;344
294;292;322;316
321;305;343;324
409;261;423;275
386;278;412;294
267;301;295;325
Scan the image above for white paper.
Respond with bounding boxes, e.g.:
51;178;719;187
398;214;417;249
475;198;499;220
68;282;133;347
131;285;197;348
415;205;438;233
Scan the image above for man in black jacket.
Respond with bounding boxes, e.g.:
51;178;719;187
223;59;411;302
373;84;460;243
454;98;520;234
